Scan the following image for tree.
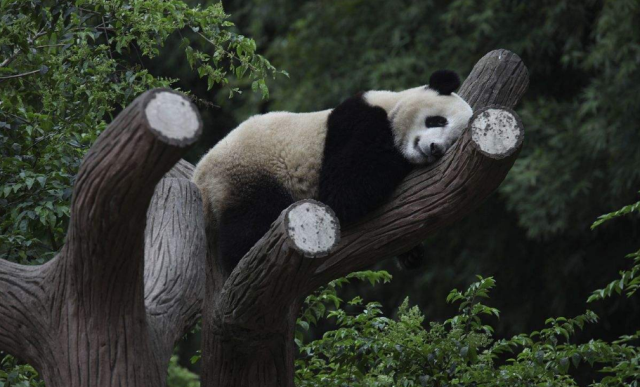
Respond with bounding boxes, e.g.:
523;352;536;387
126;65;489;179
1;44;529;387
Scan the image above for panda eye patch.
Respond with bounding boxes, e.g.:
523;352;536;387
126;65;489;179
425;116;448;128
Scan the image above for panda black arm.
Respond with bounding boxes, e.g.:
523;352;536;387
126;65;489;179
319;94;413;225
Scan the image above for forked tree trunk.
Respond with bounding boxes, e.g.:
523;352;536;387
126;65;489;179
1;49;529;387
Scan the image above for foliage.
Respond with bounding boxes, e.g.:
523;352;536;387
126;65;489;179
0;0;278;265
167;355;199;387
295;275;638;386
591;193;640;230
589;195;640;301
0;355;44;387
295;197;640;386
0;353;199;387
295;270;393;339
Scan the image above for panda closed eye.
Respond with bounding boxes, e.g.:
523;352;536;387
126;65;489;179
425;116;448;128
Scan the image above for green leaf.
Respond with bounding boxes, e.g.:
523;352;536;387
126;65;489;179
571;353;581;368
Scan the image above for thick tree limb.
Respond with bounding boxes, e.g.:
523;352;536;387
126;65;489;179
458;49;529;110
0;88;205;387
216;200;339;328
218;49;528;292
68;88;201;253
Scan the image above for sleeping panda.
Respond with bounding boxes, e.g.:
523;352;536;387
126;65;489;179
193;70;473;275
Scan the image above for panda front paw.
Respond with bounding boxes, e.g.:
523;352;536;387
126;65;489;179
396;244;426;270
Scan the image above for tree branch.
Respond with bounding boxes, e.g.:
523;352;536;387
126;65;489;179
0;51;21;68
211;49;528;296
303;49;528;288
210;47;528;314
0;30;48;68
0;69;40;81
202;201;339;387
307;104;524;288
66;88;202;273
458;49;529;110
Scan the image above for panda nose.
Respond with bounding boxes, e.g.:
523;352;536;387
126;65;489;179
430;143;445;158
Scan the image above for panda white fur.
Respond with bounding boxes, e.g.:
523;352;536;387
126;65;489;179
193;70;473;274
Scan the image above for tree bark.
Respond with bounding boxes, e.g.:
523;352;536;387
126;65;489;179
0;89;205;387
200;49;529;387
144;178;207;358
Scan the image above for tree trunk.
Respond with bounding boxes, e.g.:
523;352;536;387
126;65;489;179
0;89;206;387
205;305;299;386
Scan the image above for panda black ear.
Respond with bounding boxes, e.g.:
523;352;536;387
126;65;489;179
428;70;461;95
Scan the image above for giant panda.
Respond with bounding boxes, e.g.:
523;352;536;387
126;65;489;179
193;70;473;275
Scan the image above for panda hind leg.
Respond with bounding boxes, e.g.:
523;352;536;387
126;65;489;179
217;177;294;276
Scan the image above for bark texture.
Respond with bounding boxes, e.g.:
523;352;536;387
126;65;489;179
199;49;530;387
0;89;205;387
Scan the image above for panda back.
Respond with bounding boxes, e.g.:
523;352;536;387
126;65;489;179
193;109;331;223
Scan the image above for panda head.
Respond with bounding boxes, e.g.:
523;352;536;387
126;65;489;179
389;70;473;165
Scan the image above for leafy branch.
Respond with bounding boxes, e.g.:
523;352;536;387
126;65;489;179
294;201;640;387
0;0;279;266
